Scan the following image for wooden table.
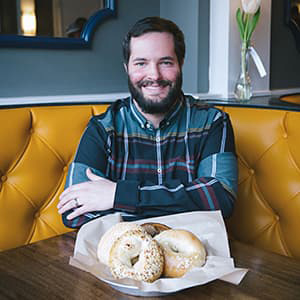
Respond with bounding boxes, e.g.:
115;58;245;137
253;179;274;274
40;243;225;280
0;232;300;300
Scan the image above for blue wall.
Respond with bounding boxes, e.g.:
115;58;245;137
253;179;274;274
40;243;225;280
3;1;296;98
0;0;160;97
0;0;211;99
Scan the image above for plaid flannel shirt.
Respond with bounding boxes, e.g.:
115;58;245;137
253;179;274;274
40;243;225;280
62;94;237;228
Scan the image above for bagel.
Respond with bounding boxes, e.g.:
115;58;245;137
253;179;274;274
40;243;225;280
109;229;164;283
97;222;145;266
141;222;171;237
155;229;206;278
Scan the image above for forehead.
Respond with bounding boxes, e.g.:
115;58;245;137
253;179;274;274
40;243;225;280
129;32;176;59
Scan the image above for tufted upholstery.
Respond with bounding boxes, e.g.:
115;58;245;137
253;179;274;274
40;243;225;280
1;103;300;259
221;106;300;259
0;104;108;251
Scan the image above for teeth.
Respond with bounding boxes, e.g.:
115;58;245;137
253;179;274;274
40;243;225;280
143;84;162;88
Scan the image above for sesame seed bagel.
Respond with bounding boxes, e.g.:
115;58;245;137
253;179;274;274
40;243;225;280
155;229;206;278
109;229;164;283
97;222;145;266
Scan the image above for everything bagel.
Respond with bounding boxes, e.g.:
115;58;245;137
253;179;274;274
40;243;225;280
109;229;164;283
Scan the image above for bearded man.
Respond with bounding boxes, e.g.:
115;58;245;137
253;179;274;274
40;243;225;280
58;17;238;228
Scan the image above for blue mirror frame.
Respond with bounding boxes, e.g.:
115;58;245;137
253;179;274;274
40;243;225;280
0;0;116;49
285;0;300;52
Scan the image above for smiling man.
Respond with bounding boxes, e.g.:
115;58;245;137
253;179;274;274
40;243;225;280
58;17;238;228
126;31;182;124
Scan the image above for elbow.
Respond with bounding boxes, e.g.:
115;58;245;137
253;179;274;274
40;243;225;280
220;193;235;219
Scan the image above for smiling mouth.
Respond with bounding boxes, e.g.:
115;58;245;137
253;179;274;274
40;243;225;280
142;85;169;97
138;80;172;89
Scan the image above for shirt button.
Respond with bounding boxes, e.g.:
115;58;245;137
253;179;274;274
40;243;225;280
157;168;162;174
156;136;160;142
146;123;151;129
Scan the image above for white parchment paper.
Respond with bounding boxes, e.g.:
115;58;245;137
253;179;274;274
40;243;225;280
69;211;248;294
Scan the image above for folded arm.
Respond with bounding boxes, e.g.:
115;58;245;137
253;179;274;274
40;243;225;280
114;151;237;218
59;110;238;228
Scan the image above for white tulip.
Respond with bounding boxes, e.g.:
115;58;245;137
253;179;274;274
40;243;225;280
241;0;261;14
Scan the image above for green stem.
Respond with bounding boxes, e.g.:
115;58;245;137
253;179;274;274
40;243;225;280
243;14;250;47
241;41;247;83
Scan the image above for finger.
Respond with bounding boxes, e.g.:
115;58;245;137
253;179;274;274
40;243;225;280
59;182;86;199
59;187;71;199
58;199;78;215
86;168;102;181
66;206;88;220
58;191;80;209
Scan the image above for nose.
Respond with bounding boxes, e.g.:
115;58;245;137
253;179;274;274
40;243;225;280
147;63;161;81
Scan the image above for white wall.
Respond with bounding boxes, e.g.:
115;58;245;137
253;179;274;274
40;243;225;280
209;0;272;98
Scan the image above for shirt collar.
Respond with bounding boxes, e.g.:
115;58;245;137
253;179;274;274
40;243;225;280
129;93;184;130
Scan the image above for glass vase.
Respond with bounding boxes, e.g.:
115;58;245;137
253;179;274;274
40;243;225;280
234;43;252;102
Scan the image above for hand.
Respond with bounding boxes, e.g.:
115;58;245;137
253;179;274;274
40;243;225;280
57;168;116;220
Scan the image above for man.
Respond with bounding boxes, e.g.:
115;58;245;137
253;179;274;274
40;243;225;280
58;17;237;228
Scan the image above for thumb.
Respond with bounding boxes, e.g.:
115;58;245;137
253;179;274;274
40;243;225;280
86;168;102;181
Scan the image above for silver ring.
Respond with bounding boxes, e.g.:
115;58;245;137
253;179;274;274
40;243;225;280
74;198;80;207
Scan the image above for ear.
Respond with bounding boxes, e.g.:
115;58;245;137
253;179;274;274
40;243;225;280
123;63;128;73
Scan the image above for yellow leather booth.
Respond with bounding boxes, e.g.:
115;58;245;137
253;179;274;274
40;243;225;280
1;103;299;260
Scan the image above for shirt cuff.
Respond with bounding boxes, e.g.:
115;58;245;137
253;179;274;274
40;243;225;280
114;180;139;213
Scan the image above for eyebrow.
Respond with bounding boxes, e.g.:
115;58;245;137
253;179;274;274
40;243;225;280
132;58;147;62
160;56;175;61
132;56;175;62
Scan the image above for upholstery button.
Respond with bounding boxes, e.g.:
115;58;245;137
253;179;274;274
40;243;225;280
1;175;7;182
283;133;288;138
275;215;280;221
30;128;34;134
63;166;68;172
250;169;255;175
35;211;40;218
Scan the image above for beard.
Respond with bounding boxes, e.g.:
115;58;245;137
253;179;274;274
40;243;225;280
128;72;183;114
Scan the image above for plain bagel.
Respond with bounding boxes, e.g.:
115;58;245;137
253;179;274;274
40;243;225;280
97;222;145;266
155;229;206;278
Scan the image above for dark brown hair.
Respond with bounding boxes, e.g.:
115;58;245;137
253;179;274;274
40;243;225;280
122;16;185;66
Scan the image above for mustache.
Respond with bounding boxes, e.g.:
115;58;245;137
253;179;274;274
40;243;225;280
137;79;172;88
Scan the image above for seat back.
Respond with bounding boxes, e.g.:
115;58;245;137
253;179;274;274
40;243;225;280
0;104;108;250
220;106;300;259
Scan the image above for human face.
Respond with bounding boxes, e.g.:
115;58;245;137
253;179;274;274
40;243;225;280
126;32;182;114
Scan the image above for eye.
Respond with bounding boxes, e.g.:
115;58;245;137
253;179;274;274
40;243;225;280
134;61;146;67
160;60;173;66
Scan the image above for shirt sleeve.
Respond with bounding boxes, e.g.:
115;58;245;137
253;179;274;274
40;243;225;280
113;111;238;219
61;117;114;228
